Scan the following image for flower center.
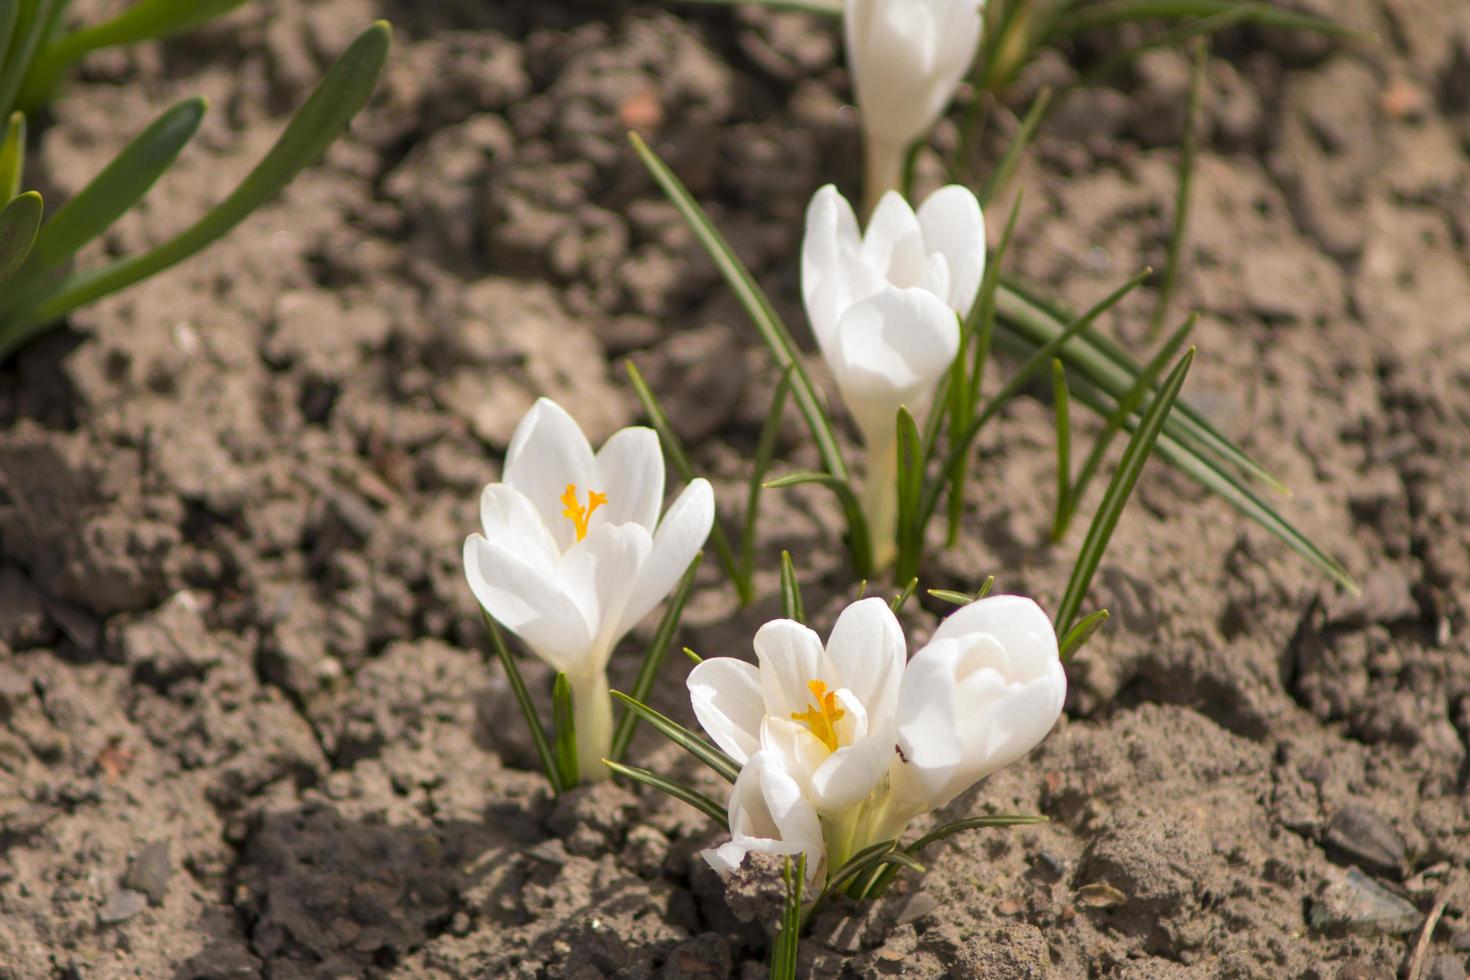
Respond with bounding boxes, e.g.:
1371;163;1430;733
791;679;846;753
560;483;607;542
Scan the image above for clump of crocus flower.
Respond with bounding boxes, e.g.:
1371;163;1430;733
464;397;713;781
688;594;1066;887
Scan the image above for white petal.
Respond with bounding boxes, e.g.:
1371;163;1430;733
591;426;664;532
829;285;960;441
614;478;714;637
861;191;928;288
503;398;596;553
928;594;1060;683
478;483;559;576
687;657;765;766
801;184;866;355
845;0;942;149
463;534;591;673
916;184;986;315
707;751;824;884
752;620;831;719
825;597;906;726
556;522;653;668
808;727;894;814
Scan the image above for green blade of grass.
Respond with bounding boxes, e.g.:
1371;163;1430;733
625;359;749;604
890;577;919;614
1049;0;1356;38
1051;358;1072;537
551;672;579;789
976;574;996;598
772;853;806;980
0;189;41;280
608;553;702;764
0;0;67;119
668;0;840;14
977;87;1051;207
779;550;805;624
0;4;20;97
894;406;924;579
863;813;1048;898
1059;608;1110;662
480;610;563;795
609;689;740;784
927;588;975;606
25;97;204;273
740;366;792;587
0;20;390;359
1055;348;1194;635
602;760;729;829
1150;38;1206;338
0;111;24;200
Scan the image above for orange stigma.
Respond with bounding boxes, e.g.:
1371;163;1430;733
560;484;608;542
791;679;846;753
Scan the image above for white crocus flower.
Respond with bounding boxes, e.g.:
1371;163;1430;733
464;398;714;781
702;750;825;886
845;0;985;211
801;183;984;568
691;594;1064;883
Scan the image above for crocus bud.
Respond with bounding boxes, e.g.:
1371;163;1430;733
845;0;985;211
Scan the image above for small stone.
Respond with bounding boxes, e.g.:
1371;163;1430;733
1426;955;1468;980
1076;882;1129;909
98;888;148;924
124;840;171;906
1324;805;1407;877
895;892;940;925
1309;868;1420;935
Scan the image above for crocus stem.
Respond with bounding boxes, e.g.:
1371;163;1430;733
863;134;907;215
570;668;613;783
862;435;899;572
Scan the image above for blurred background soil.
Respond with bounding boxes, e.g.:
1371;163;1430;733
0;0;1467;976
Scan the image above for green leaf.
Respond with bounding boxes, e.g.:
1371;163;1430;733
0;20;391;359
552;672;579;789
479;610;563;795
19;0;250;108
682;646;703;666
602;760;729;830
0;0;68;119
667;0;840;14
1055;348;1194;635
608;552;702;763
1049;0;1358;39
890;577;919;614
779;550;805;624
817;839;899;907
864;813;1048;898
894;405;924;578
1051;358;1072;537
976;574;996;599
772;853;807;980
609;690;740;784
1059;608;1110;662
977;86;1051;207
628;132;873;575
0;189;41;281
1150;38;1206;338
0;111;24;200
927;588;975;606
26;96;204;272
740;366;792;588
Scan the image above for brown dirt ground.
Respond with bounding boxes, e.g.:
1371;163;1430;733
1;0;1468;977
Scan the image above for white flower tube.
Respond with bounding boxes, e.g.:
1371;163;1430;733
801;184;984;568
464;398;714;780
845;0;986;211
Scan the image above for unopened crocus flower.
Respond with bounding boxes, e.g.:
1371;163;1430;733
845;0;986;211
801;183;985;568
691;594;1064;880
464;398;713;780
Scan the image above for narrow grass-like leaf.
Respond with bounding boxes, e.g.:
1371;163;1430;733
890;577;919;614
894;406;924;577
1049;0;1357;38
976;574;996;599
609;690;740;784
927;588;975;606
0;111;24;200
1068;7;1250;93
19;0;249;108
1055;348;1194;635
816;839;898;907
669;0;841;14
624;360;748;604
0;189;40;280
740;366;792;587
1058;312;1197;537
609;553;702;763
1051;358;1072;537
682;646;703;666
552;672;578;788
1059;608;1110;662
0;20;390;358
26;97;204;272
0;4;19;98
603;760;729;829
772;853;806;980
780;550;805;624
977;86;1051;207
0;0;67;119
480;610;563;795
864;813;1048;897
1150;38;1205;338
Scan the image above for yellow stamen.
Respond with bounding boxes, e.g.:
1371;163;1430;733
560;483;608;542
791;679;845;753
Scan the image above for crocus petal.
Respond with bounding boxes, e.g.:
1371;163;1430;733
809;726;894;814
828;286;960;441
688;657;765;765
802;184;867;353
861;192;928;288
752;620;834;720
478;483;559;577
824;596;905;728
463;534;591;673
503;398;596;553
704;751;824;884
614;478;714;637
916;184;986;315
557;522;653;667
591;426;664;532
927;594;1059;683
